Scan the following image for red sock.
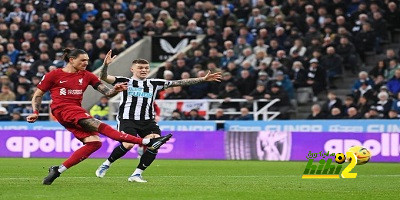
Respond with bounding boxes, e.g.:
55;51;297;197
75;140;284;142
98;123;143;144
63;141;102;168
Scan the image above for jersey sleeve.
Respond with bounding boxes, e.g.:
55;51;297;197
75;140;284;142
37;72;55;92
112;76;130;85
88;72;101;87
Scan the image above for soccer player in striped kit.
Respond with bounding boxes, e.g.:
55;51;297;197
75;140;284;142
96;50;221;182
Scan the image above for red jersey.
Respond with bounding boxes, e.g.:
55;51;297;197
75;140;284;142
37;69;101;111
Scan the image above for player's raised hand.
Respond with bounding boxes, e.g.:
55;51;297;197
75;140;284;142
204;70;222;82
103;50;117;66
114;82;128;92
26;113;38;123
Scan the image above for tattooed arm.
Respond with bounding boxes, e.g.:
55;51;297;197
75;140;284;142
95;82;128;98
165;71;222;88
100;50;117;84
26;88;45;123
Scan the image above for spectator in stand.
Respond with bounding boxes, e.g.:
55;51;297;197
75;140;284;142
386;2;400;36
166;110;183;121
341;96;357;117
253;38;269;54
245;82;267;101
391;92;400;113
11;111;24;121
385;59;400;80
289;61;307;89
353;81;376;103
307;104;326;119
387;109;399;119
185;20;203;35
357;96;371;117
187;70;210;99
209;108;230;120
6;43;19;65
364;106;381;119
0;105;10;121
165;86;188;99
268;71;295;99
221;49;237;69
235;107;253;120
0;55;13;75
327;107;342;119
0;84;16;105
89;96;109;120
217;72;236;94
375;91;392;118
355;23;375;62
173;59;190;80
289;39;307;57
305;58;326;101
351;71;374;93
234;36;251;56
387;69;400;95
336;36;358;74
186;109;205;120
236;69;256;97
218;82;241;111
321;46;343;89
344;107;361;119
264;83;291;119
369;60;386;80
321;91;342;116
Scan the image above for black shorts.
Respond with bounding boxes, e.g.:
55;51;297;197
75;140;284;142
117;119;161;138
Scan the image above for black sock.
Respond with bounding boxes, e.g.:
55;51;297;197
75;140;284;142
137;149;157;170
108;145;129;163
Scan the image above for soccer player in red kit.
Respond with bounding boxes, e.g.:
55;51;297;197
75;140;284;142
26;49;171;185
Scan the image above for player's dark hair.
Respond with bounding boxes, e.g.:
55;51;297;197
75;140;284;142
63;48;87;62
132;59;149;65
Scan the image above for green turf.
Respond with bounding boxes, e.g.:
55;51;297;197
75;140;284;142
0;158;398;199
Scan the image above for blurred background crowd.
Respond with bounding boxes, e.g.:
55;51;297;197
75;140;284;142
0;0;399;121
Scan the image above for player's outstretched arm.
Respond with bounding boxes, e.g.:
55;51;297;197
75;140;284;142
100;50;117;84
96;82;128;98
27;88;45;123
165;70;222;88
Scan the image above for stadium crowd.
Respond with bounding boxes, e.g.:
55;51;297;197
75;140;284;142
0;0;399;120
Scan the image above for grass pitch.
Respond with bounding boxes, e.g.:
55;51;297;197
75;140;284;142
0;158;398;199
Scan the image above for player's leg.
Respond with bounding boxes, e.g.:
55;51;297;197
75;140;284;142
43;134;102;185
128;133;159;183
96;141;134;178
78;118;172;148
96;119;138;177
129;120;164;183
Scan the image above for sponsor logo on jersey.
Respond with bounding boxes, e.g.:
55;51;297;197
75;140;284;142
68;89;83;95
128;87;152;98
59;88;83;95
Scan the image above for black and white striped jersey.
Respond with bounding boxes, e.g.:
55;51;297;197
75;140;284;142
113;76;172;120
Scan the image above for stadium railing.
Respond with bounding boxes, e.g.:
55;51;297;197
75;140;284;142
0;98;280;121
0;101;51;117
108;98;280;121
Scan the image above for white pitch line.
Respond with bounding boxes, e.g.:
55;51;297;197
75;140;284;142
0;174;399;180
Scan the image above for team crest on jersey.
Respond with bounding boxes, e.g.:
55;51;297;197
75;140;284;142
78;78;83;85
60;88;66;95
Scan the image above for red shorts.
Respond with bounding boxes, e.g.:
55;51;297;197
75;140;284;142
52;106;99;141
